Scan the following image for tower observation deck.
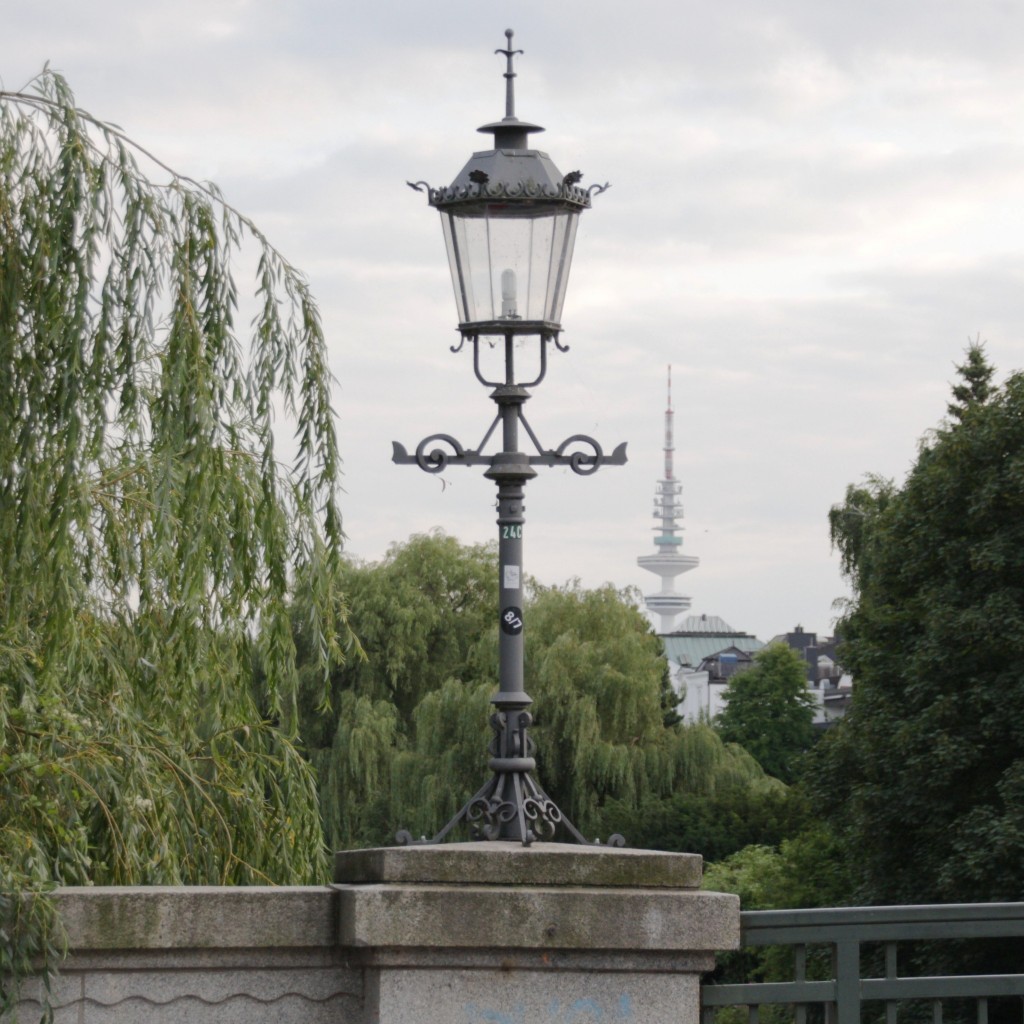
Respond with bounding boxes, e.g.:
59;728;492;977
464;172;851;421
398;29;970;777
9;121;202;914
637;366;699;633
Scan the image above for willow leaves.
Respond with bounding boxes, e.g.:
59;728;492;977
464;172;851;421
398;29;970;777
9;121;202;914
1;69;352;1006
301;532;784;848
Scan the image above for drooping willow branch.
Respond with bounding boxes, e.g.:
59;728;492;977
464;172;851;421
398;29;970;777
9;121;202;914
0;67;355;1021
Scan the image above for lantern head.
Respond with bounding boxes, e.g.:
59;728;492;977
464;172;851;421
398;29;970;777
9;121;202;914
411;30;605;338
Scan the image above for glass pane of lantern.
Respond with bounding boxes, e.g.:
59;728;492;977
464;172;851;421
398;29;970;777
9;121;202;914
441;204;580;327
440;210;477;325
544;209;579;325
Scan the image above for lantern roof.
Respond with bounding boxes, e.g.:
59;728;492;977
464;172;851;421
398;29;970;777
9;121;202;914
409;30;607;212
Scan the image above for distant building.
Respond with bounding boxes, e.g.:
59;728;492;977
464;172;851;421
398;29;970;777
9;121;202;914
664;620;854;727
770;625;853;726
663;614;765;721
632;374;849;727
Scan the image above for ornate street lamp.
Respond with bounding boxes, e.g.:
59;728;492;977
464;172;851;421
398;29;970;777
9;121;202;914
394;30;625;847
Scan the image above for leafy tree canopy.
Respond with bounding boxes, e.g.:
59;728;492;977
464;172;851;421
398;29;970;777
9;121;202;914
1;69;352;1004
702;823;852;912
295;531;497;847
702;825;853;1011
600;783;811;863
714;643;817;783
820;343;1024;905
300;534;789;849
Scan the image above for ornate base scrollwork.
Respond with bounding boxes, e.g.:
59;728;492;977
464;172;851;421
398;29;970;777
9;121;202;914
395;710;625;848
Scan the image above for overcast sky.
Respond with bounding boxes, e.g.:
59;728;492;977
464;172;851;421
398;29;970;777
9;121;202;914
5;0;1024;641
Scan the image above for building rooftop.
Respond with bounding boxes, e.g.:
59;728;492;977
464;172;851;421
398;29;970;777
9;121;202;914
677;614;739;634
661;627;765;669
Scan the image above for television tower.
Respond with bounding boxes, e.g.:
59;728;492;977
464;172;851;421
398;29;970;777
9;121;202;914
637;366;699;632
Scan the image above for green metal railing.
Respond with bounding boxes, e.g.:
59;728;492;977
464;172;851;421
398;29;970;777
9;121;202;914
702;904;1024;1024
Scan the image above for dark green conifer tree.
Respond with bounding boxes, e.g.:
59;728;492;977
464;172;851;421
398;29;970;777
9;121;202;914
822;344;1024;905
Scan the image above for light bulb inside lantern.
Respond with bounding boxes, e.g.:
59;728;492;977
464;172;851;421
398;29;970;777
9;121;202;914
500;269;518;318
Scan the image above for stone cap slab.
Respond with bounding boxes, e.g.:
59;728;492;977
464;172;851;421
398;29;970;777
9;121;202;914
334;884;740;953
333;842;703;889
50;886;339;950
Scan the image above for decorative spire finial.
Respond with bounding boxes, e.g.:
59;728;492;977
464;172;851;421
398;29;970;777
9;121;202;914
495;28;524;120
664;365;674;481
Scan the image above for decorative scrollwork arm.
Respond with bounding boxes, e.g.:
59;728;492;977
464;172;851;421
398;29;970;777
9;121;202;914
555;434;604;475
392;435;469;474
414;433;466;473
526;436;628;474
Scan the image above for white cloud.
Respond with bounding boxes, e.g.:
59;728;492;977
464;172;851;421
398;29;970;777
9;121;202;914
4;0;1024;641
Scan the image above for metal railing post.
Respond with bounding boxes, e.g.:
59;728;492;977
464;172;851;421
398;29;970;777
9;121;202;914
885;941;898;1024
834;939;861;1024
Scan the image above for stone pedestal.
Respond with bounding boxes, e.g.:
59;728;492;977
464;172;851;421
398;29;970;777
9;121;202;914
333;843;739;1024
7;846;738;1022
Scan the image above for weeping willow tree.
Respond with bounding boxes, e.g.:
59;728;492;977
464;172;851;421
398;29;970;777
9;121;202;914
300;534;786;848
0;70;352;1012
295;531;496;847
522;582;787;841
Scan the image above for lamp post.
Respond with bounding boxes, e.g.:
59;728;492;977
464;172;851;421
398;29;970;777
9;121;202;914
394;30;625;847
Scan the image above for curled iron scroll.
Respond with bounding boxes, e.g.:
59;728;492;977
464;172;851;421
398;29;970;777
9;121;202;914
468;794;518;841
414;433;467;473
523;796;561;840
554;434;604;476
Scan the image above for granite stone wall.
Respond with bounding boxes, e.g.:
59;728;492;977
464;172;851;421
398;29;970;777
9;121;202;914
8;844;740;1024
11;887;361;1023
